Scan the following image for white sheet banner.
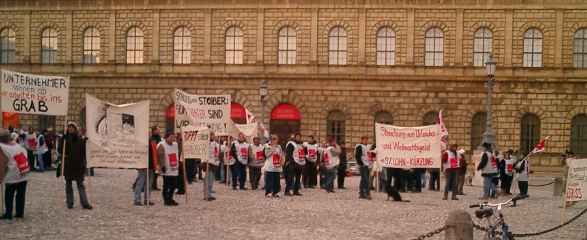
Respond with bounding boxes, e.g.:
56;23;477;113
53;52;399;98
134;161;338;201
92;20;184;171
375;123;441;169
566;158;587;202
85;94;149;169
181;126;210;160
174;89;231;134
1;70;69;115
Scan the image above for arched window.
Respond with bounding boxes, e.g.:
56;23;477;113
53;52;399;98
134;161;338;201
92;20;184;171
278;27;296;65
520;113;540;155
41;28;58;64
523;28;543;67
126;27;144;64
374;111;393;125
173;27;191;65
83;28;100;64
422;111;439;125
571;114;587;155
376;27;396;66
327;110;346;144
573;28;587;68
328;26;347;65
473;27;492;67
471;112;487;149
0;28;16;64
425;27;443;66
225;26;243;64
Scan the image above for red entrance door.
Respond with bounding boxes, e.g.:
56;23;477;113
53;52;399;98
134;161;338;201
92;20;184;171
270;103;301;145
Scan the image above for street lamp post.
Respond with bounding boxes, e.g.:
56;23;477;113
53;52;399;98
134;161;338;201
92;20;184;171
482;55;497;147
259;80;268;143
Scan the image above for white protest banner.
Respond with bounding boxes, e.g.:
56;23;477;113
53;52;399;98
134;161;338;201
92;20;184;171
85;94;149;169
1;69;69;115
566;158;587;202
375;123;441;169
181;126;210;160
174;89;231;133
235;123;257;137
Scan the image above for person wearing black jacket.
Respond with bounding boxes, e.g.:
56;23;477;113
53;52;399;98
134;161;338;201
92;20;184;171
355;136;372;199
285;133;305;196
59;122;92;210
337;144;348;189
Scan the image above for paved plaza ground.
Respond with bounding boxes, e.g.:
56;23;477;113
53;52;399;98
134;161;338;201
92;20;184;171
0;169;586;240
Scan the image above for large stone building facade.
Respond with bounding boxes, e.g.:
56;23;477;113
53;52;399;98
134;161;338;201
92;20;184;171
1;0;587;171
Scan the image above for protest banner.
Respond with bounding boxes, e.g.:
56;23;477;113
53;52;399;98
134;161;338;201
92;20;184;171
181;126;210;160
174;89;231;134
375;123;441;169
565;158;587;202
0;70;69;115
85;94;149;169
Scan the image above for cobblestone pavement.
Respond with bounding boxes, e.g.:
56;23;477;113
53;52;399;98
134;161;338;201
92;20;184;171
1;170;585;240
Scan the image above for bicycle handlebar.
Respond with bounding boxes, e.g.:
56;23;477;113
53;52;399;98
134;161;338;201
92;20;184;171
470;195;527;209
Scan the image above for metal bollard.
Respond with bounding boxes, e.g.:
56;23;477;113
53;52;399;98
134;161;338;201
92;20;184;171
445;210;473;240
553;177;564;196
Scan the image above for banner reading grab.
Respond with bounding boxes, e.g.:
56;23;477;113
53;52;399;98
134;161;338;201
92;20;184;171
1;70;69;115
181;126;210;160
174;89;231;134
565;158;587;202
375;123;442;169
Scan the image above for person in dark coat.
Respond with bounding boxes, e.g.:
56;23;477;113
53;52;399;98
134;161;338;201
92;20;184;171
337;144;347;189
59;122;92;210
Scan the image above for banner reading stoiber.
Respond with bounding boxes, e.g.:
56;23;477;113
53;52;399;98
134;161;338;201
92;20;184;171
1;70;69;116
375;123;441;169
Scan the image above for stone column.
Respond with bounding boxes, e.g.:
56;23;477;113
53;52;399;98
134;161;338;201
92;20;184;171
358;8;366;65
445;210;473;240
256;8;264;64
203;9;212;63
555;10;564;68
504;10;513;67
108;11;116;64
455;9;463;66
311;8;318;65
152;10;160;66
24;11;31;64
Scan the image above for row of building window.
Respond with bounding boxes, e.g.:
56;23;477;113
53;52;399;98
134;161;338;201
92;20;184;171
1;26;587;68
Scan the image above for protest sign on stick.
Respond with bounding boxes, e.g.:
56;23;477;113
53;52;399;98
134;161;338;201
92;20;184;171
1;70;69;116
375;123;441;169
85;94;149;169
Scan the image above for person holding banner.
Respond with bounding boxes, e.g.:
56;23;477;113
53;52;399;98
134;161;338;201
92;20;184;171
0;129;29;220
442;144;461;200
150;127;162;191
24;127;38;172
205;133;221;201
477;142;498;200
157;133;180;206
285;133;305;196
264;134;285;198
514;155;530;198
60;122;93;210
303;136;319;189
231;133;250;190
132;129;158;206
355;136;373;200
249;137;265;190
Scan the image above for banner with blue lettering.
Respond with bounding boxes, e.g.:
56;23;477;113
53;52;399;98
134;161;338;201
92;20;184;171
0;70;69;116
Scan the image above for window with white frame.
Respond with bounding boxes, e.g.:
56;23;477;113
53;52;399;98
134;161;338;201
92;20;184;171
278;26;296;65
225;26;243;64
126;27;144;64
473;27;492;67
41;28;58;64
376;27;396;66
83;27;100;64
328;26;347;65
574;28;587;68
173;27;191;64
523;28;542;67
0;28;16;64
425;27;443;66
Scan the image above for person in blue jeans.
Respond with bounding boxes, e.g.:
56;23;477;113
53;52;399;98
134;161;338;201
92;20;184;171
205;133;221;201
477;142;498;200
355;136;373;200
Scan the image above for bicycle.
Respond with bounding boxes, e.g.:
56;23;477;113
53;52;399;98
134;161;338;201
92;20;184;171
469;195;527;240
